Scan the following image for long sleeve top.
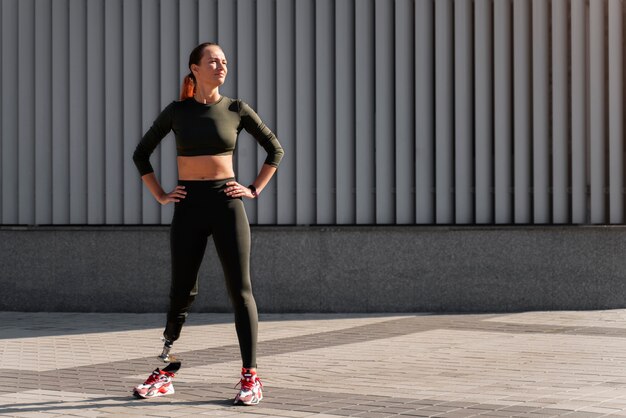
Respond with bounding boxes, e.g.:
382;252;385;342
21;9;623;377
133;96;284;176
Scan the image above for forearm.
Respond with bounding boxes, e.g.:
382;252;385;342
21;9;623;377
141;172;166;201
250;164;277;195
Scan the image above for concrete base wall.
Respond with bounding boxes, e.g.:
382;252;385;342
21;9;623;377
1;226;625;313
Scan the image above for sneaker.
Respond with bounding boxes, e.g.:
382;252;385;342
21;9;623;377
133;368;176;398
233;368;263;405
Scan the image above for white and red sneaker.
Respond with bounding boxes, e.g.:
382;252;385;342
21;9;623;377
133;367;176;398
233;368;263;405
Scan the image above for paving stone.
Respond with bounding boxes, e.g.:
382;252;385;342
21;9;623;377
2;311;626;417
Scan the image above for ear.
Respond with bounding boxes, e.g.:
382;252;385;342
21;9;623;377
190;63;200;74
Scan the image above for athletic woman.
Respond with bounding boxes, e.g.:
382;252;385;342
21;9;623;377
132;42;283;405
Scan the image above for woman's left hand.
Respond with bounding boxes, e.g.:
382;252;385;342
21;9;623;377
225;181;256;199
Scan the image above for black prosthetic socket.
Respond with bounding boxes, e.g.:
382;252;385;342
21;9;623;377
163;276;199;342
163;318;185;342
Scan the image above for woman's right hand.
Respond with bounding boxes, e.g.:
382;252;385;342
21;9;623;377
157;186;187;205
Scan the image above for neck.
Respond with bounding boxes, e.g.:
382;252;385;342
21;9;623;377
194;86;220;105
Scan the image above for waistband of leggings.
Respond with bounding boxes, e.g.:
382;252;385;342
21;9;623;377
177;177;235;190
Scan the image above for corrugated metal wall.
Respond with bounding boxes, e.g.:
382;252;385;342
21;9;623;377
0;0;623;225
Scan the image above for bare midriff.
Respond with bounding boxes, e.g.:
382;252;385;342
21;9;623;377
177;155;235;180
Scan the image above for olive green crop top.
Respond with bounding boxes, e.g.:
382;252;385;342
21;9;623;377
133;96;284;176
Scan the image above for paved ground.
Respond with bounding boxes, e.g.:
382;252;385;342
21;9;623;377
1;310;626;417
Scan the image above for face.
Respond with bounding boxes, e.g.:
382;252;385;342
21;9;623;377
191;45;228;87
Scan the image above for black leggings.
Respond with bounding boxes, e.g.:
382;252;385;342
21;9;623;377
164;178;258;368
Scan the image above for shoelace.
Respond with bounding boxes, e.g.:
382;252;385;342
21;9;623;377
143;369;173;385
142;370;161;385
236;375;262;390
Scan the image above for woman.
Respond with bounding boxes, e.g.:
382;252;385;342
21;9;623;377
132;42;283;405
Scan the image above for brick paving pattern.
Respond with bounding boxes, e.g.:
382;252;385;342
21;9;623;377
1;310;626;417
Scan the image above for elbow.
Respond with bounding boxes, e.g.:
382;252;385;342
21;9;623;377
132;149;151;176
275;147;285;165
268;147;284;168
132;148;143;165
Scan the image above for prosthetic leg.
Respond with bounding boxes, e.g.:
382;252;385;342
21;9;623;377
133;280;196;398
158;336;176;363
158;315;185;362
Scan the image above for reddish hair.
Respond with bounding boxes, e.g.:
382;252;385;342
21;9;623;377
180;73;195;100
179;42;221;100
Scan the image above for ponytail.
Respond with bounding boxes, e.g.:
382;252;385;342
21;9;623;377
180;73;195;100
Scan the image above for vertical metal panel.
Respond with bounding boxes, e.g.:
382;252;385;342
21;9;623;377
199;0;218;43
51;0;70;224
236;0;258;223
532;0;550;224
35;0;52;224
513;0;532;224
295;0;316;224
608;0;624;224
69;0;87;224
454;0;474;224
2;0;20;224
2;0;626;227
104;0;124;224
159;0;180;224
140;0;161;224
276;0;296;224
180;0;198;67
256;0;278;224
218;0;237;99
374;0;395;224
415;0;435;224
395;0;415;224
87;0;105;224
315;0;336;225
0;0;2;222
474;0;493;224
336;0;356;224
552;0;569;224
435;0;454;224
355;0;376;224
571;0;587;224
590;0;607;224
493;0;512;224
18;0;35;224
122;0;142;224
